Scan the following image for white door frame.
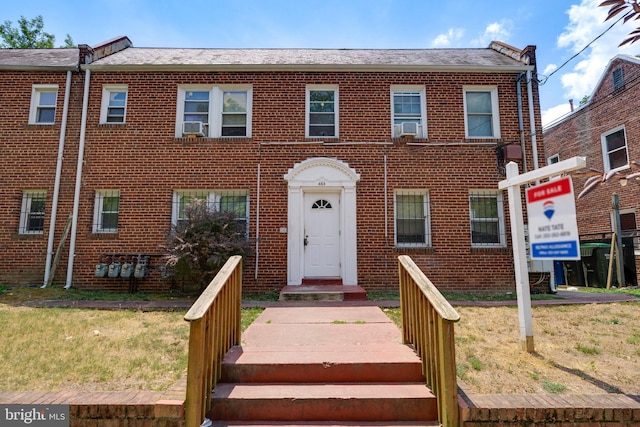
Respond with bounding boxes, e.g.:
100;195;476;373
284;157;360;286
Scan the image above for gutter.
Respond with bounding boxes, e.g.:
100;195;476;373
526;70;539;170
43;70;73;287
65;69;91;289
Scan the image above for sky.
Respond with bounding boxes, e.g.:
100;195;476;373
4;0;640;127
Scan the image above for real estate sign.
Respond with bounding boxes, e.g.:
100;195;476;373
525;176;580;260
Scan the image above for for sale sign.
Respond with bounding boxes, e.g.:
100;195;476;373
525;176;580;260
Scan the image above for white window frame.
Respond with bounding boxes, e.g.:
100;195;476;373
171;190;250;236
463;86;500;138
390;85;427;138
29;85;58;124
469;190;506;248
175;85;252;138
394;190;431;247
547;154;560;165
601;125;629;173
306;84;339;138
93;190;120;233
19;190;46;235
100;85;128;124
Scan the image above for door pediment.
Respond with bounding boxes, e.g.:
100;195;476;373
284;157;360;187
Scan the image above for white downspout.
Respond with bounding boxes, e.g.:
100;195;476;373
65;69;91;289
527;70;539;170
43;70;72;287
255;160;261;280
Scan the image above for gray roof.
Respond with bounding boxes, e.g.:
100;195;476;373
0;48;79;71
85;46;531;72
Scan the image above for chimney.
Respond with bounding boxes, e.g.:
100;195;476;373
569;99;574;112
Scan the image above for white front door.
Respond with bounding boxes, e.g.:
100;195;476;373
304;192;341;277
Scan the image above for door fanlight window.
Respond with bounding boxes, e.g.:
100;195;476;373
312;199;332;209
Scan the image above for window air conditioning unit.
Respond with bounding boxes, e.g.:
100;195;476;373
400;122;419;137
182;121;205;136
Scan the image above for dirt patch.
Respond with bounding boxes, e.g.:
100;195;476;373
455;302;640;394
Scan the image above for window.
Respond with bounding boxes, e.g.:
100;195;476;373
176;86;252;138
19;191;46;234
29;85;58;124
93;190;120;233
601;126;628;172
613;67;624;91
463;86;500;138
469;191;506;247
306;85;338;137
172;190;249;236
222;91;248;136
394;190;431;247
391;86;427;138
547;154;559;165
100;85;128;123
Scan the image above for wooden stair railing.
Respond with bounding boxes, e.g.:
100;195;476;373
398;255;461;427
183;255;243;427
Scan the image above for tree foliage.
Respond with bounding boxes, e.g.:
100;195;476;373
0;15;74;48
162;199;253;291
600;0;640;46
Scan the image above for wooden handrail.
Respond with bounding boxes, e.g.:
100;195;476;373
183;255;243;427
398;255;460;427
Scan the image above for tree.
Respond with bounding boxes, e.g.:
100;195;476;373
162;199;253;291
600;1;640;46
0;15;74;48
579;95;590;106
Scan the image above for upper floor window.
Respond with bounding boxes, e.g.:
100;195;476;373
469;190;506;248
93;190;120;233
100;85;128;123
463;86;500;138
29;85;58;124
394;190;431;247
19;190;46;234
172;190;249;237
391;86;427;138
601;125;628;173
613;67;624;91
306;85;338;138
176;86;252;138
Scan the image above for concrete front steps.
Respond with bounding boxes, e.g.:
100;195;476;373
206;305;439;426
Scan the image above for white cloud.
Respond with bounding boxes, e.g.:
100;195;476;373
471;20;512;46
555;0;637;103
541;103;573;128
432;28;465;47
543;64;558;76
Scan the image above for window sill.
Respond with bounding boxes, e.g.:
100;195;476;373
175;136;253;143
98;123;127;127
14;232;45;238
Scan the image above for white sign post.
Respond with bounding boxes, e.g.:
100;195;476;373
499;156;585;353
526;176;580;260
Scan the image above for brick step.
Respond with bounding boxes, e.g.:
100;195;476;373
208;383;438;422
221;345;425;383
279;285;367;302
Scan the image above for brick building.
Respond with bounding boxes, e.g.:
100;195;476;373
544;54;640;287
0;37;545;293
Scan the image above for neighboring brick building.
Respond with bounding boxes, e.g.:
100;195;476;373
1;37;545;293
544;54;640;287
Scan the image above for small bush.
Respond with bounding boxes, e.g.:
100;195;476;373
162;199;253;291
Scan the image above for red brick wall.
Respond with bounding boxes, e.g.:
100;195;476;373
2;67;545;293
544;57;640;286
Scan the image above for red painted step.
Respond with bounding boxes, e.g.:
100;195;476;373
208;383;438;422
